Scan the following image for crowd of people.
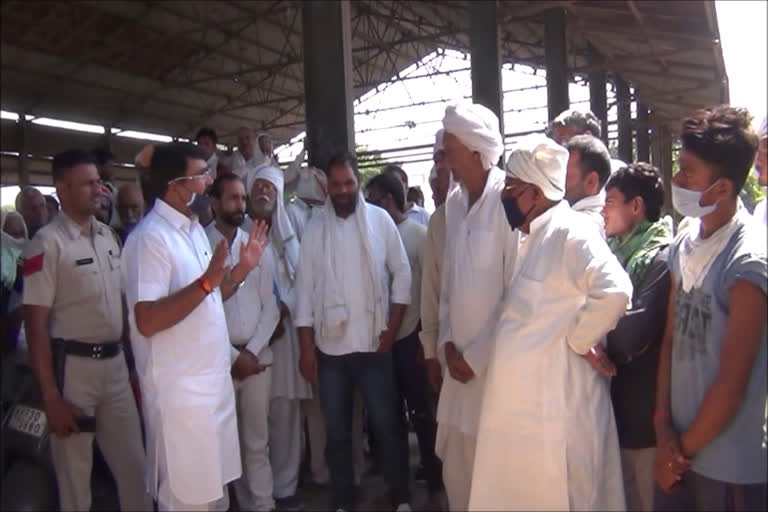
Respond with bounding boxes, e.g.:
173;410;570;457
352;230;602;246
1;103;766;512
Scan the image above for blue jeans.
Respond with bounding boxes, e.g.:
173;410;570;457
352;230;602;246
317;350;411;510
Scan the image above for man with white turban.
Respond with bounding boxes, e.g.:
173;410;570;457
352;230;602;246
245;165;313;509
468;134;632;511
436;104;519;511
285;164;328;240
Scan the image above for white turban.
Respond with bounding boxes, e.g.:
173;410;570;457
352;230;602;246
442;104;504;170
248;165;300;283
505;134;569;201
610;158;628;175
295;166;327;203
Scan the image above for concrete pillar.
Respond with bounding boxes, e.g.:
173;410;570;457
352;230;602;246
545;8;569;122
302;0;355;171
470;0;504;145
18;113;30;187
588;68;608;145
104;125;113;153
652;123;674;218
616;76;633;163
636;102;650;163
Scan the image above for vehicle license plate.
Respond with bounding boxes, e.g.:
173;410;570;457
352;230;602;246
7;405;47;437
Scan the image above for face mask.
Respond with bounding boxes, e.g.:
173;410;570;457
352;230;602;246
672;182;717;218
501;193;534;230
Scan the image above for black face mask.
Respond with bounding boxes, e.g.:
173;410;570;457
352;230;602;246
501;195;534;230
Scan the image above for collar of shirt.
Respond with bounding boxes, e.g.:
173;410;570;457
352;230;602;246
153;199;199;234
58;211;103;240
207;223;245;253
571;190;606;214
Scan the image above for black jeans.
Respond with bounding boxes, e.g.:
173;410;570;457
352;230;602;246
654;471;767;511
317;350;411;510
392;328;444;493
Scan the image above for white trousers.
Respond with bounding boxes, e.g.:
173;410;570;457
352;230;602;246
302;388;365;486
269;397;302;499
233;369;274;511
620;447;655;512
157;486;229;512
437;425;476;512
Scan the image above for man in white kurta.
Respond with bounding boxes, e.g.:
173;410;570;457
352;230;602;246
246;166;313;507
122;142;269;511
436;104;518;511
206;174;280;511
469;134;632;511
564;134;614;238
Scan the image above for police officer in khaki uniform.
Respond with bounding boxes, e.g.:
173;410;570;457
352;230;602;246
23;149;149;511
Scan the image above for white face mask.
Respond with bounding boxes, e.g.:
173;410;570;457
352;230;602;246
672;182;718;218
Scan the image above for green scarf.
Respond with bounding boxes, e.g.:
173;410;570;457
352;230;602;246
608;216;673;286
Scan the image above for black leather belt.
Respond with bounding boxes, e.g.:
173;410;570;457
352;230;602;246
54;339;122;359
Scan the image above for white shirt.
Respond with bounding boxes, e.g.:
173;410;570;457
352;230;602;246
206;224;279;361
406;203;431;226
571;191;606;238
396;217;427;340
469;201;631;511
285;198;317;241
122;199;240;504
753;197;767;227
295;203;411;356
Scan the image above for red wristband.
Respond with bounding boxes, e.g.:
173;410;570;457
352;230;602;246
653;409;668;421
197;276;213;295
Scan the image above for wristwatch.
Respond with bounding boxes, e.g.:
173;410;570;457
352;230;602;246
197;276;213;295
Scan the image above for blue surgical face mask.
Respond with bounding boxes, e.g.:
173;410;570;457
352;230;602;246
671;182;718;218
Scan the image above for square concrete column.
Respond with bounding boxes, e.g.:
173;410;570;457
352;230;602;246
652;123;674;217
17;112;30;187
589;68;608;145
545;8;569;121
616;76;633;163
302;0;355;170
470;0;504;143
636;102;650;163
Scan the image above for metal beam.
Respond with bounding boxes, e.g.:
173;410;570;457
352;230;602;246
544;7;569;121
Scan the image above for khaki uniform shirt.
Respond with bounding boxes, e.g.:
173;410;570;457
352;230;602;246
23;212;123;343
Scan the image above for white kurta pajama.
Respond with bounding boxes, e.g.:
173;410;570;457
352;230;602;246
468;201;632;511
246;166;313;500
206;225;280;512
122;200;241;511
436;167;518;511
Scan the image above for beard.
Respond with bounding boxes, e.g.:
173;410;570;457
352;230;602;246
250;195;276;221
330;191;358;217
221;209;245;227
